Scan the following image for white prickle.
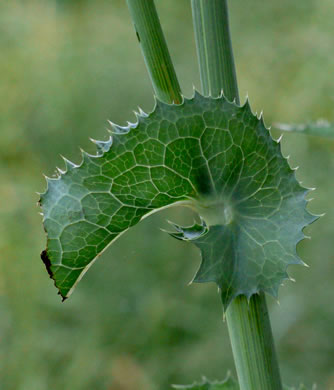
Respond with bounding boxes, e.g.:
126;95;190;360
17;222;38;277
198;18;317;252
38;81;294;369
60;155;77;170
138;107;148;117
276;134;283;143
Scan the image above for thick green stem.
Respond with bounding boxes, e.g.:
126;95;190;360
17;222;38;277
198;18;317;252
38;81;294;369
191;1;283;389
226;293;282;390
191;0;239;102
126;0;182;104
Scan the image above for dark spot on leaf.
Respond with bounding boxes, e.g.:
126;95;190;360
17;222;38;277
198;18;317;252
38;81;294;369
41;250;53;278
41;250;68;302
136;30;140;43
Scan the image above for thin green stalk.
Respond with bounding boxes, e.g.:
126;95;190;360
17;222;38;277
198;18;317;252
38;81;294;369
126;0;182;104
191;1;283;389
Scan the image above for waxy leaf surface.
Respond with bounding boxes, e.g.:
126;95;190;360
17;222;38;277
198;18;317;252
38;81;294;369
40;93;315;307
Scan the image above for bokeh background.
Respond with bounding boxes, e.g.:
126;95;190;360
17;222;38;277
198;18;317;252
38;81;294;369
1;0;334;389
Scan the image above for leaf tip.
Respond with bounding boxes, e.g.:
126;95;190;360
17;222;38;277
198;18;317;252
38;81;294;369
60;155;77;171
137;106;148;118
276;134;284;143
56;167;65;175
90;137;112;154
258;110;264;120
108;120;130;134
60;292;68;302
241;97;252;115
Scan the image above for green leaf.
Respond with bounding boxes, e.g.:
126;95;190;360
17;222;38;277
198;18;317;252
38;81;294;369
172;375;239;390
40;93;316;306
274;120;334;138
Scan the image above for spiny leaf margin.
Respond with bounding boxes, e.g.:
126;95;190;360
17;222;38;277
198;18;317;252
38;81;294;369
39;91;317;307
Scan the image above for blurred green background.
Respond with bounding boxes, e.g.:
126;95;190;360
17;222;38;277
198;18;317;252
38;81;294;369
1;0;334;389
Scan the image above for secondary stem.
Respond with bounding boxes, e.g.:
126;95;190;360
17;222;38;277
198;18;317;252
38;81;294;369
191;1;283;389
126;0;182;104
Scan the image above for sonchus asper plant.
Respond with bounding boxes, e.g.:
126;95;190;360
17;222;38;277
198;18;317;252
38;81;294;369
39;1;318;389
